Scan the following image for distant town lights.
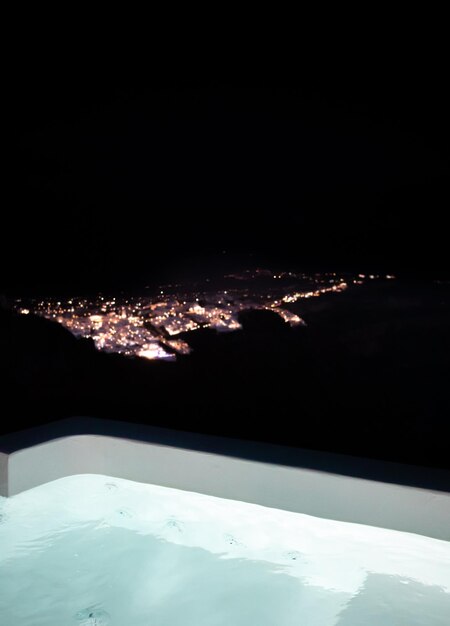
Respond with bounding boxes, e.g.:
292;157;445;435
16;270;374;363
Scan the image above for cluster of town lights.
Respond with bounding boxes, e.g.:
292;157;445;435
16;271;393;361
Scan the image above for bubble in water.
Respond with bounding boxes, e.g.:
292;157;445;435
224;533;242;546
284;550;302;561
116;508;133;518
165;517;183;532
75;605;110;625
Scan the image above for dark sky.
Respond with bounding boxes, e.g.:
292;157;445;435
5;47;449;295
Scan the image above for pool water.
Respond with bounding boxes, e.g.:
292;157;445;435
0;474;449;625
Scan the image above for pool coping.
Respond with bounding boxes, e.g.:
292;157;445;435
1;417;449;541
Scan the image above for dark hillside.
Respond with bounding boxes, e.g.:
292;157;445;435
1;281;449;469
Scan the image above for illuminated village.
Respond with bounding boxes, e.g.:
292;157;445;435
15;270;393;361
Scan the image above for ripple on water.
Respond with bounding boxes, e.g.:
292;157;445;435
0;500;8;525
74;606;110;625
165;518;184;532
224;533;244;546
284;550;302;561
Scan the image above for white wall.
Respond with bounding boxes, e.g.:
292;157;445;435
2;434;450;541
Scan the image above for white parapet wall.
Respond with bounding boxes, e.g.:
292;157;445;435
1;418;449;541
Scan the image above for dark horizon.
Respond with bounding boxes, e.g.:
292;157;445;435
3;53;450;473
6;51;450;295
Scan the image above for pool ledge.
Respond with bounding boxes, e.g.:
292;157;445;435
1;417;449;541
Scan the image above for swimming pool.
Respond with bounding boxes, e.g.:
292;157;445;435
1;418;449;624
1;473;449;625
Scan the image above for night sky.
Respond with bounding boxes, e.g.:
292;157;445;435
3;37;450;472
6;47;449;295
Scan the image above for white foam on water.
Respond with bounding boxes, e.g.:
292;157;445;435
0;474;449;625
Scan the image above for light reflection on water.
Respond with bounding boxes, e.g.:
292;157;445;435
0;475;449;625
